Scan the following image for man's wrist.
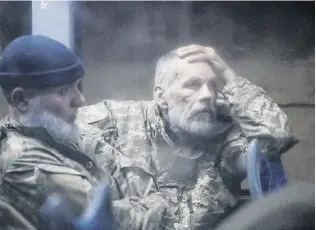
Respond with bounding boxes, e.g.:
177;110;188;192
222;76;251;97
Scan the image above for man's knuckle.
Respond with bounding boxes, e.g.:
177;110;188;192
208;47;215;54
191;44;199;50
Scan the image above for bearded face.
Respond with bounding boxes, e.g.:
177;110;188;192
158;60;225;140
19;96;80;145
14;79;84;145
167;97;217;136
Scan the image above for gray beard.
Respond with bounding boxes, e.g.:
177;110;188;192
18;97;80;145
167;100;226;140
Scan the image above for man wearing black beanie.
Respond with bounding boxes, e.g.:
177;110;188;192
0;35;175;229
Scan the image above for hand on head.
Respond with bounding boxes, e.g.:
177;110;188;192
176;44;237;84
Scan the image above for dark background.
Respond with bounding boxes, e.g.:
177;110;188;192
0;1;314;59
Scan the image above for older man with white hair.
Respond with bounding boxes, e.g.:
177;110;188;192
79;44;298;229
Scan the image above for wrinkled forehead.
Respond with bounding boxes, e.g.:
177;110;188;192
173;59;216;84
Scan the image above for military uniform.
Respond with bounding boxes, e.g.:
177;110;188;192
0;119;175;229
0;35;175;230
78;76;298;229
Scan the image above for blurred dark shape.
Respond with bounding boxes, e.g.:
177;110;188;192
40;184;117;230
0;2;313;60
215;182;315;230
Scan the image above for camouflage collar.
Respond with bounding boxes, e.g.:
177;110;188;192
146;102;176;147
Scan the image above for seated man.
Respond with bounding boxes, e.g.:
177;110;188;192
78;45;299;229
0;35;175;229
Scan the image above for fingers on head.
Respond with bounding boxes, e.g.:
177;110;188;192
176;44;204;57
186;53;209;63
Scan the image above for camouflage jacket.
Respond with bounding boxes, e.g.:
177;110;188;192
0;120;175;230
78;76;299;229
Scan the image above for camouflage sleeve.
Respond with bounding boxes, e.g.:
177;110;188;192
0;149;92;227
221;76;298;155
217;76;299;185
112;192;175;230
91;139;176;229
1;145;175;230
109;170;176;230
77;101;118;145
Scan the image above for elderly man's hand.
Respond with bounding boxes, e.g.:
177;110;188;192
176;44;237;85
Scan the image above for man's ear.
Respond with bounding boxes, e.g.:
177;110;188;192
11;88;29;112
153;85;168;110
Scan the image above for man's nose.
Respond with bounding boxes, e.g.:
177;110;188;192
197;84;213;103
71;91;86;108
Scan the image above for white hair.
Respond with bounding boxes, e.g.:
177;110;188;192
19;96;80;145
167;96;224;140
155;51;226;140
154;50;180;89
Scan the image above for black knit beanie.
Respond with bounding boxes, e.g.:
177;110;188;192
0;35;85;89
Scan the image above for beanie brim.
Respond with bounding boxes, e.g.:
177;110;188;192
0;59;85;89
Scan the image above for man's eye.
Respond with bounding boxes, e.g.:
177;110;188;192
208;82;217;90
59;87;69;95
184;81;200;90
